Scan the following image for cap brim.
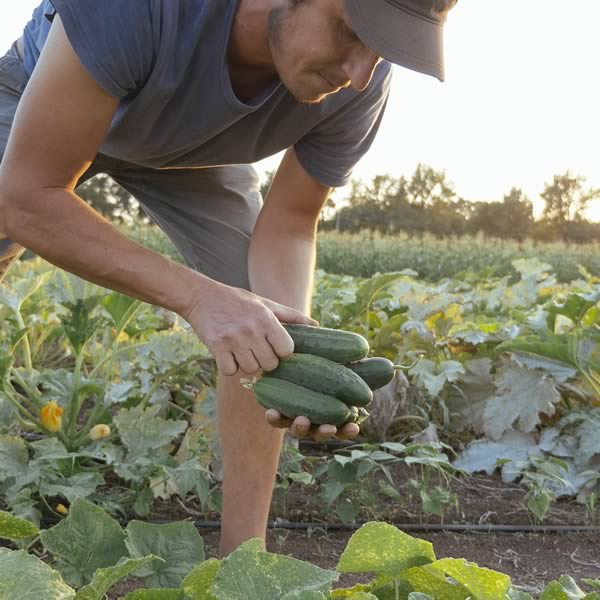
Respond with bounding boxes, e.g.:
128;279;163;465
345;0;446;81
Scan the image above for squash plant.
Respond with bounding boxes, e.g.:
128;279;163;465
1;500;599;599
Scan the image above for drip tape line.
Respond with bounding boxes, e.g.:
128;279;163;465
39;518;600;534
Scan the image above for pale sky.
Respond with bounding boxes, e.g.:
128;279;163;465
2;1;599;221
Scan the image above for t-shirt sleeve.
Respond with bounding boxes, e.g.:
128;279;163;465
293;61;392;188
47;0;157;99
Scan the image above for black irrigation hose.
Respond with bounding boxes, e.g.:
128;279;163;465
40;516;600;535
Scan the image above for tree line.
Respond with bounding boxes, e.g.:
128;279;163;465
78;164;600;242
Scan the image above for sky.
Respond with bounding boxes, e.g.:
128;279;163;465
2;1;599;221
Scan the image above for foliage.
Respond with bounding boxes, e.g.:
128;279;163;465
1;506;598;599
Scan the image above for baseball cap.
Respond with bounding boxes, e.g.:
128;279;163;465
344;0;457;81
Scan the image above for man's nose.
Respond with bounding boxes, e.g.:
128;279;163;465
343;50;381;92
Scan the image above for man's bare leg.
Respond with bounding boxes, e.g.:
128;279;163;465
217;370;285;558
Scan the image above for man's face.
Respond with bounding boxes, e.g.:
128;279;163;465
268;0;383;104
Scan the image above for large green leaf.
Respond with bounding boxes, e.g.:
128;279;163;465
40;471;105;504
336;522;435;577
0;510;39;540
0;549;75;599
483;362;561;441
212;545;338;599
74;555;161;600
137;331;208;373
124;520;204;588
40;497;127;587
113;404;187;460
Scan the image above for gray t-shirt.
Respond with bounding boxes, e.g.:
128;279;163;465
21;0;392;188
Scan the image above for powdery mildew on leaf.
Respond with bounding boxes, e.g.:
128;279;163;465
483;363;561;441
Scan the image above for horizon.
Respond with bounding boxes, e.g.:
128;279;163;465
2;1;599;222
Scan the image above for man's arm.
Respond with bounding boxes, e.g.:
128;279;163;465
248;147;360;440
0;16;315;376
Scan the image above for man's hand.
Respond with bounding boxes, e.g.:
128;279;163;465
265;409;361;442
183;280;317;376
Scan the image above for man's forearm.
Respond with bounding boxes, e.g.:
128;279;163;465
248;228;316;315
1;186;211;317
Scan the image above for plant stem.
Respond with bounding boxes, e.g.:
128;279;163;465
15;310;34;375
67;350;85;437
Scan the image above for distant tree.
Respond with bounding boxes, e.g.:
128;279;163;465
406;163;457;208
76;174;145;224
469;187;534;240
541;172;600;240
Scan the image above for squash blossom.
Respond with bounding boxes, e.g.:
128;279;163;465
55;504;68;515
90;424;111;440
40;401;63;432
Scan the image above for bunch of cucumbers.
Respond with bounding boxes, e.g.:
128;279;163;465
246;323;400;427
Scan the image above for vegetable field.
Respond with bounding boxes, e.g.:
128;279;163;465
1;233;600;598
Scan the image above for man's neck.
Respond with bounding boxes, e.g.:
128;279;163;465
228;0;279;101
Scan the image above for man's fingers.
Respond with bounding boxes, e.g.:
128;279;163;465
335;423;360;440
216;352;239;377
264;409;361;442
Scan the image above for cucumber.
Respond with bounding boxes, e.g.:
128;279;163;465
264;353;373;407
346;357;396;391
252;377;352;426
283;324;369;364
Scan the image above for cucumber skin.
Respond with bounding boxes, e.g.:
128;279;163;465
252;378;352;426
346;357;395;391
283;324;369;364
264;353;373;407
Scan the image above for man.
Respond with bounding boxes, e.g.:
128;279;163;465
0;0;457;556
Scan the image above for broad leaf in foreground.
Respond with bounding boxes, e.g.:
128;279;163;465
40;497;127;587
212;546;338;599
125;520;204;588
0;549;75;599
336;522;435;577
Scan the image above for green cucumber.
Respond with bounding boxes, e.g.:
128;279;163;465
252;377;352;426
264;353;373;407
283;324;369;363
346;357;396;391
